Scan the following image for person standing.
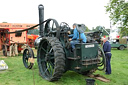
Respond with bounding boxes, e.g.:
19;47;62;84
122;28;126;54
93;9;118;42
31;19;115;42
9;44;14;56
14;43;18;56
102;37;112;75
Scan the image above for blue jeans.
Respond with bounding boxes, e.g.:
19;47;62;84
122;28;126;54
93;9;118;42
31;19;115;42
105;53;111;74
70;40;79;49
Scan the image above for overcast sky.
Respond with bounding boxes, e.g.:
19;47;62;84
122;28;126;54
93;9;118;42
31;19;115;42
0;0;110;29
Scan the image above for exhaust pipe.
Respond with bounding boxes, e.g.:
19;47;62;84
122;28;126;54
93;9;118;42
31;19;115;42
38;4;44;37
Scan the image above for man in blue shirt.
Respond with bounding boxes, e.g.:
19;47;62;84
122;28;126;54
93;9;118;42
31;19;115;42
102;37;112;75
68;24;87;50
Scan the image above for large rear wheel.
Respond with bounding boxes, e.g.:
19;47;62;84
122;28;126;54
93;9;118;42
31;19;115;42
37;37;65;81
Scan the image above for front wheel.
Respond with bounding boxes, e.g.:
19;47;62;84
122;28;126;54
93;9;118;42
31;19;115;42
118;45;125;50
23;47;34;69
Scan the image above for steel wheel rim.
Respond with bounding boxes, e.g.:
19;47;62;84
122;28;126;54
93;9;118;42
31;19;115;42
23;49;32;68
38;39;54;80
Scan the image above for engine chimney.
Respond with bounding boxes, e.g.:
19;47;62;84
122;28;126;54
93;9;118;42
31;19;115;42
38;4;44;37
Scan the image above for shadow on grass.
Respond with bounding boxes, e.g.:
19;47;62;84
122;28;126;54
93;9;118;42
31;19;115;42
55;71;88;85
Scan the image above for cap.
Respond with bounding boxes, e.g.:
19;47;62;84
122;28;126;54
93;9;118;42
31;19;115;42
101;37;108;41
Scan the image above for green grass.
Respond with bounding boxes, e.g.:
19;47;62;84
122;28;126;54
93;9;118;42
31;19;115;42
0;49;128;85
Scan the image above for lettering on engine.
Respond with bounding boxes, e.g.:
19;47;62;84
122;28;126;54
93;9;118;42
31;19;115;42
85;44;94;48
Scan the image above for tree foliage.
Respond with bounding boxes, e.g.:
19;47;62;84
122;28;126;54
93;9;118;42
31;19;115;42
105;0;128;36
27;29;39;35
85;25;90;32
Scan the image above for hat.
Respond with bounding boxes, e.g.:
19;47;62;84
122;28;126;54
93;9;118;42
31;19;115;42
101;37;108;41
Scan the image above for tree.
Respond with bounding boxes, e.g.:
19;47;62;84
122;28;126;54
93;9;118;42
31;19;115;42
27;29;39;35
85;25;90;32
105;0;128;37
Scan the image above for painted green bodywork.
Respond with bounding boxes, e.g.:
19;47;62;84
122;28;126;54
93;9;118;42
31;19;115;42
111;43;127;48
67;43;98;73
60;34;99;73
110;38;127;49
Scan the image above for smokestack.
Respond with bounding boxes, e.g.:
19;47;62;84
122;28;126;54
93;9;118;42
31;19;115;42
38;4;44;37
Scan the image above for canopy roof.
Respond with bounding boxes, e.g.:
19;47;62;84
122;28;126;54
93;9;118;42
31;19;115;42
0;23;37;29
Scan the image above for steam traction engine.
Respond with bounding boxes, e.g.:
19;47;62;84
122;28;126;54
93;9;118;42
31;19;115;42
23;4;106;81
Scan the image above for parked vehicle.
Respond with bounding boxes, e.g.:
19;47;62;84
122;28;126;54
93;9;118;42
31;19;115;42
27;29;39;48
0;23;38;56
110;38;127;50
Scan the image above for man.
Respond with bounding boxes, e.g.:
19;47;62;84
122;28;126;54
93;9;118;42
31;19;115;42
14;43;18;56
68;24;86;50
102;37;112;75
9;44;14;56
9;43;18;57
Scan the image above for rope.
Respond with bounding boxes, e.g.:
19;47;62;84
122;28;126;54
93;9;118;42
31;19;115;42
7;19;48;34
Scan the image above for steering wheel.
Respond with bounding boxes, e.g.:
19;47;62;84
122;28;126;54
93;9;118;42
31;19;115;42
60;22;71;48
60;22;70;32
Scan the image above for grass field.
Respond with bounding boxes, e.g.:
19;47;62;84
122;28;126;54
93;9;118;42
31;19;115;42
0;48;128;85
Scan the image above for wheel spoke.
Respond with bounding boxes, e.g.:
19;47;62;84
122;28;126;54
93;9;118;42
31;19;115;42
52;22;54;30
48;48;52;53
43;63;50;76
41;47;47;53
50;56;54;60
49;61;54;68
40;40;47;52
46;62;54;77
46;43;51;53
47;53;54;58
48;48;54;60
48;63;54;76
25;56;28;59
